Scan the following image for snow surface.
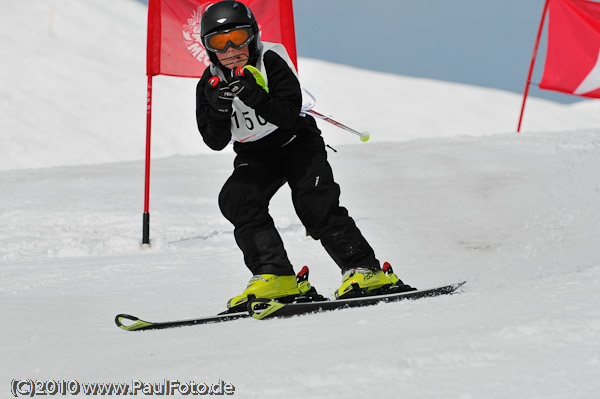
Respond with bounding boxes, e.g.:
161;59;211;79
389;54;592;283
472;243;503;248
2;1;600;398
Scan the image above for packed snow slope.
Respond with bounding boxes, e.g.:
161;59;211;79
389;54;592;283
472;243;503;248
2;1;600;399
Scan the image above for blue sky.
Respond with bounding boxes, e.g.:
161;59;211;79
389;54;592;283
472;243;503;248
135;0;582;104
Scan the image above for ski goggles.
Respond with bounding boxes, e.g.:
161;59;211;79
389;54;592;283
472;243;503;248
204;26;254;53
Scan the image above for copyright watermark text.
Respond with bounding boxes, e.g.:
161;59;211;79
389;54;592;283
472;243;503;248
10;379;235;397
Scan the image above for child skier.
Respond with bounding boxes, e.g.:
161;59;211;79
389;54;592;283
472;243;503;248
195;0;404;310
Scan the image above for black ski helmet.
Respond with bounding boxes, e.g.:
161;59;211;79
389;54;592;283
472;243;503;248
200;1;260;66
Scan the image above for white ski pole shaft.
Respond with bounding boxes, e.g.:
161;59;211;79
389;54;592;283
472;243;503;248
306;109;370;142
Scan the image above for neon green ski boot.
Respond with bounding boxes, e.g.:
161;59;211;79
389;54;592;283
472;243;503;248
334;267;393;299
227;274;302;311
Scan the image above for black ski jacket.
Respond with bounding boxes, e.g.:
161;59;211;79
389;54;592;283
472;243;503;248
195;50;321;154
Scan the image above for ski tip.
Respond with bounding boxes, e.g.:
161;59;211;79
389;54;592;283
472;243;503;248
451;281;467;292
115;314;154;331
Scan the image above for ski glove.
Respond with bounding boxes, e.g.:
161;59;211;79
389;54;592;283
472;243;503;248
228;67;266;109
205;76;234;119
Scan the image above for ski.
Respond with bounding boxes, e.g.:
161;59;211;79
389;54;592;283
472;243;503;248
247;281;467;320
114;266;317;331
114;311;249;331
115;263;465;331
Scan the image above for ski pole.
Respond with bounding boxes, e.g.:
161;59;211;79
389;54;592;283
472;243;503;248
305;109;370;142
300;88;370;142
239;66;370;143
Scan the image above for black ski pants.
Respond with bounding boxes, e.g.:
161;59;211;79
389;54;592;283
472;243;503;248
218;132;379;276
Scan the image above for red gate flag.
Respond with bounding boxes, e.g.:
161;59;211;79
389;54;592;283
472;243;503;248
147;0;297;78
540;0;600;98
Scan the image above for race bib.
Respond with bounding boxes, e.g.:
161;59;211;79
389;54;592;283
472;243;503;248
209;42;298;143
